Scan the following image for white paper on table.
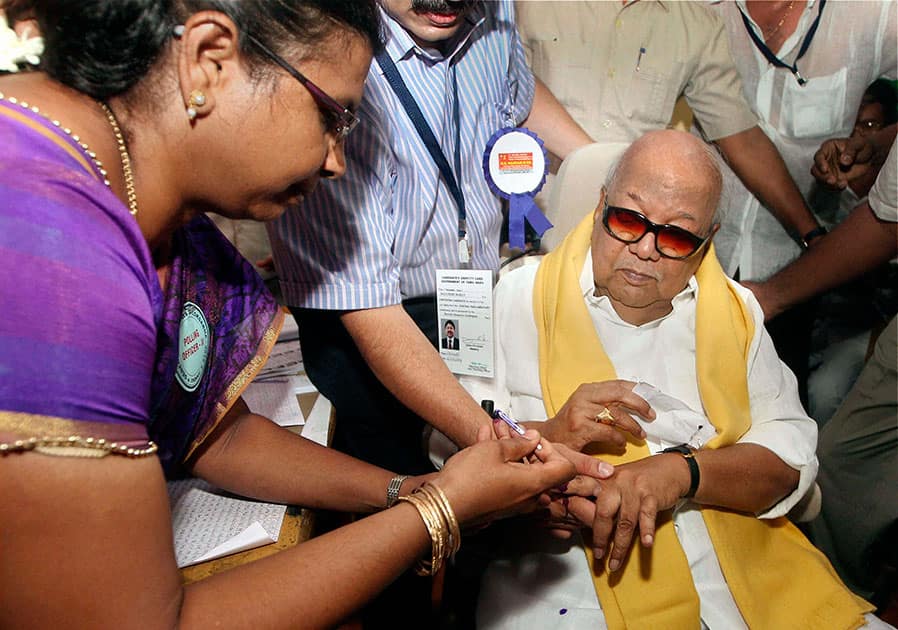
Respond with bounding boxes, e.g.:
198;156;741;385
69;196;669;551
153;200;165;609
278;313;299;343
168;478;287;568
255;339;304;381
242;379;305;427
301;395;332;446
290;373;317;395
192;521;274;564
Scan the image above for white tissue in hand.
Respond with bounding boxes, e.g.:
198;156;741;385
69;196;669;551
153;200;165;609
632;382;716;448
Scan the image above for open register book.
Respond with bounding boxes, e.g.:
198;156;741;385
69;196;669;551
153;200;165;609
167;478;287;568
167;314;334;568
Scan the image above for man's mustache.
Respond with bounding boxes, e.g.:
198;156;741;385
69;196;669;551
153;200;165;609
411;0;476;13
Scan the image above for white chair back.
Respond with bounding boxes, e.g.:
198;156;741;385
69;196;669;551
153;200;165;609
541;142;630;252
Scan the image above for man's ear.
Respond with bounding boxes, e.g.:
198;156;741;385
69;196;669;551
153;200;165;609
593;187;607;223
174;11;243;121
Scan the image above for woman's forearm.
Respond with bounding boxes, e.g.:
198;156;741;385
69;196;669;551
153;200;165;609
189;403;414;512
180;502;431;629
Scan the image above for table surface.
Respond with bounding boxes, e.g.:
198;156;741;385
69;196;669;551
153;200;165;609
179;391;333;584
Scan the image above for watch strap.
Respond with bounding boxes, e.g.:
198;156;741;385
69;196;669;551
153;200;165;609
661;444;700;499
800;225;828;249
386;475;410;508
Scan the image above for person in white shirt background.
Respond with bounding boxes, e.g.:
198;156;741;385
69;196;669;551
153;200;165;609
710;0;897;403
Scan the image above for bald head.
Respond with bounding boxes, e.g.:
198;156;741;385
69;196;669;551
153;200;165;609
607;130;722;229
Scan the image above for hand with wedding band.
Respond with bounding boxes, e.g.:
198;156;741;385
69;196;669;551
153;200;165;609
539;381;655;452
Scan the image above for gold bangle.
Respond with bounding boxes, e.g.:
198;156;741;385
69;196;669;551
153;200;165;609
422;482;461;556
417;492;445;575
397;493;446;575
396;481;462;576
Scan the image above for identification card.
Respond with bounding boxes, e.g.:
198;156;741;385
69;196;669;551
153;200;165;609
436;269;494;377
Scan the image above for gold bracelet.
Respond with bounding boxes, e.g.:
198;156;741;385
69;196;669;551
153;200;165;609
422;482;461;556
418;488;451;569
397;492;446;575
416;492;445;575
396;482;464;576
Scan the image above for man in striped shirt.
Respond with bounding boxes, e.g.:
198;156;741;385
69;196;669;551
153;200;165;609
268;0;592;474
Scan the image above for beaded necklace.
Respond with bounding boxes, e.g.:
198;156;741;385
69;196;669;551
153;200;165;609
0;91;139;216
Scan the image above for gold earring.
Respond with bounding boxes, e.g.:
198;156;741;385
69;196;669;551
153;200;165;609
186;89;206;121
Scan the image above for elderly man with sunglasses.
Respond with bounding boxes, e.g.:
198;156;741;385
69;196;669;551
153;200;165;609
459;130;886;628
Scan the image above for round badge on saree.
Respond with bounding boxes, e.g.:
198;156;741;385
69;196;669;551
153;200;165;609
175;301;210;393
483;127;552;250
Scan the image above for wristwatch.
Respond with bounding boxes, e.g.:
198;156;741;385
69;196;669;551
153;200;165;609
386;475;410;508
661;444;700;499
800;225;828;250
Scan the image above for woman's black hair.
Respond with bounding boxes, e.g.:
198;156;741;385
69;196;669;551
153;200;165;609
1;0;383;100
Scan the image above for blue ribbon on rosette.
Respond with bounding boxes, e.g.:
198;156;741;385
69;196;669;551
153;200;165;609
482;127;552;250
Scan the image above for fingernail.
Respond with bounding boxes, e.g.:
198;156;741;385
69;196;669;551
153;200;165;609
598;462;614;477
594;547;604;560
609;558;620;572
643;534;653;546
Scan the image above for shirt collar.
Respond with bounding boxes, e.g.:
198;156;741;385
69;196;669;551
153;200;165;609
617;0;670;12
381;3;487;65
734;0;820;59
579;248;699;329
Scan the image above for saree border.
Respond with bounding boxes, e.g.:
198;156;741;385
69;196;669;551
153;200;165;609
0;410;157;458
0;102;101;180
182;308;286;462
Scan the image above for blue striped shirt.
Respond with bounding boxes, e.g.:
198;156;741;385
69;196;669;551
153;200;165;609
269;1;535;310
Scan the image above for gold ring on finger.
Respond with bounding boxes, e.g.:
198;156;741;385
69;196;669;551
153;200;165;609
595;407;615;425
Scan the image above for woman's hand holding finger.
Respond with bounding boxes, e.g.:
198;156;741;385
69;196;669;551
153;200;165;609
435;430;576;526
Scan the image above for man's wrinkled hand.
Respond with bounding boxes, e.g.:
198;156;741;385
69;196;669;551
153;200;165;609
541;381;654;451
564;455;690;572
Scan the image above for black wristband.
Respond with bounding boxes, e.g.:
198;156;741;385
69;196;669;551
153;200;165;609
661;444;700;499
800;225;828;249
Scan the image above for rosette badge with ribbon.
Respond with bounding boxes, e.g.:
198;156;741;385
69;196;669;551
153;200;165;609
483;127;552;250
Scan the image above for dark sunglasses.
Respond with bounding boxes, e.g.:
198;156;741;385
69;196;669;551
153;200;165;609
245;33;360;139
602;201;710;260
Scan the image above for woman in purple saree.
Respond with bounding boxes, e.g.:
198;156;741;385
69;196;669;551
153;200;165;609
0;2;579;628
1;95;282;476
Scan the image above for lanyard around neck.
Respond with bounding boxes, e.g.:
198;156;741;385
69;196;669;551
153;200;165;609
740;0;826;86
375;51;467;240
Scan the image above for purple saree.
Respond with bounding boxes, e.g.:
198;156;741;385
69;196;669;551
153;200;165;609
0;97;283;476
